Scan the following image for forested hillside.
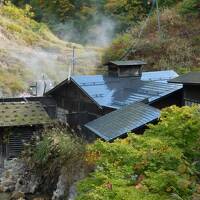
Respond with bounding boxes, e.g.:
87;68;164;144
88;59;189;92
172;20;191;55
7;0;200;73
102;0;200;73
0;2;101;96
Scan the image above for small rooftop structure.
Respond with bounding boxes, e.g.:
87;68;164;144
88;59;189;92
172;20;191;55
169;72;200;85
105;60;147;77
106;60;147;66
85;102;160;141
0;101;51;127
0;101;52;159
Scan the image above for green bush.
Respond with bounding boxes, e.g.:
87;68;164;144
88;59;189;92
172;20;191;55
23;126;86;193
179;0;200;16
76;106;200;200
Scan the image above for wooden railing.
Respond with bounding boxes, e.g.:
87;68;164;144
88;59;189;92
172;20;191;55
185;99;200;106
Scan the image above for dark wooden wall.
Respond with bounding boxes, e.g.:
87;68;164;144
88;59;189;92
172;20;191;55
150;89;183;109
183;85;200;105
49;82;105;125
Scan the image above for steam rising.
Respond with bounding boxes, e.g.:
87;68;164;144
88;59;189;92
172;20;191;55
0;14;116;96
53;16;116;48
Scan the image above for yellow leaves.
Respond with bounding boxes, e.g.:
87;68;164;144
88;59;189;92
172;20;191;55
85;151;101;166
197;185;200;194
177;164;188;174
177;179;191;190
104;181;113;190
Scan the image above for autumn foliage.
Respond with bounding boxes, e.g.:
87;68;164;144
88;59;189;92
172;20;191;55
76;106;200;200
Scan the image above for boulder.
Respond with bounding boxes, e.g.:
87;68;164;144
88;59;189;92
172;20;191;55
10;191;25;200
193;193;200;200
0;185;5;192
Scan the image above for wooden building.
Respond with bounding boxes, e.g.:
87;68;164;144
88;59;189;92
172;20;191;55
0;101;51;162
169;72;200;106
46;60;183;141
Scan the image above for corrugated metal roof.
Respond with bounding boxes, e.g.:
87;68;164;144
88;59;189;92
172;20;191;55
142;70;179;82
169;72;200;85
106;60;147;66
71;73;182;109
85;102;160;141
0;101;51;127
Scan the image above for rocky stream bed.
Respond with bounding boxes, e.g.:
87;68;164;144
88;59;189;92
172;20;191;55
0;159;79;200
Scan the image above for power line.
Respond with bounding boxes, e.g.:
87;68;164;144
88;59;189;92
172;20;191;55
155;0;161;38
120;0;159;60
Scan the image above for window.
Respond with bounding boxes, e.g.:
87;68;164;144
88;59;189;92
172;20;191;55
185;99;200;106
119;67;141;77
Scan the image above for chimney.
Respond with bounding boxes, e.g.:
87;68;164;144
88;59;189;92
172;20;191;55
105;60;147;78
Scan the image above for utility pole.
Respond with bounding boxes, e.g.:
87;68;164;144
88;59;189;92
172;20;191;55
155;0;161;38
72;46;75;75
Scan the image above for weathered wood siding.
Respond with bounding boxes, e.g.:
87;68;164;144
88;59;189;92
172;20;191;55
50;82;104;123
150;89;183;109
0;126;40;160
183;85;200;105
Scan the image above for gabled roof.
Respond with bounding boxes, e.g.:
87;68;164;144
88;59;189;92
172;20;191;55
169;72;200;85
85;102;160;141
71;73;182;109
45;70;182;109
106;60;147;67
0;101;51;127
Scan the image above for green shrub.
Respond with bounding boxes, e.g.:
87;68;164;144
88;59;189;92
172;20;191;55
23;126;86;193
76;106;200;200
179;0;200;16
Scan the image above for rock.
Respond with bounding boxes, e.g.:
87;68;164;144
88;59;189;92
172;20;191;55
52;171;67;200
193;193;200;200
15;174;39;194
10;191;25;200
0;185;5;192
68;183;77;200
1;180;16;187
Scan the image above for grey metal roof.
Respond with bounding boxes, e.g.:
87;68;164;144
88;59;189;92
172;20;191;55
71;73;182;109
106;60;147;67
142;70;179;82
45;70;182;109
169;72;200;85
0;101;51;127
85;102;160;141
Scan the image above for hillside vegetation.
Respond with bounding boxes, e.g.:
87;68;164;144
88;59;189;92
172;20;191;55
20;106;200;199
76;106;200;200
0;3;101;96
103;0;200;73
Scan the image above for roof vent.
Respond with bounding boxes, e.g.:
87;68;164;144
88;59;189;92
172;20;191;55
105;60;147;78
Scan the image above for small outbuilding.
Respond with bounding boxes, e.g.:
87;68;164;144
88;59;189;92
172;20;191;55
169;72;200;106
0;101;51;160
